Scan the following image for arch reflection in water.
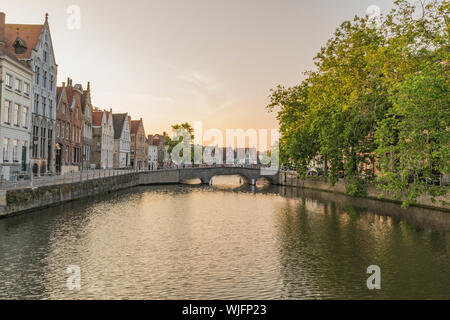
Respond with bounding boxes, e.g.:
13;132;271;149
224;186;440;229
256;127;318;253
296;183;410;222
210;175;270;189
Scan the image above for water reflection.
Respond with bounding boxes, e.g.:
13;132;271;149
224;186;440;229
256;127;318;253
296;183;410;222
0;184;448;300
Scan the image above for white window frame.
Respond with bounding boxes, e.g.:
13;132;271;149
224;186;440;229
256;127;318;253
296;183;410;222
4;100;11;124
13;103;20;126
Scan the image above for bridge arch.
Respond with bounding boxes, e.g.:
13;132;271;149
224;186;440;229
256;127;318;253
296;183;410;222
178;167;279;186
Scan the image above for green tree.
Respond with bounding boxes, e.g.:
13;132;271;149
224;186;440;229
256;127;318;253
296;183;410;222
267;0;449;205
376;72;449;207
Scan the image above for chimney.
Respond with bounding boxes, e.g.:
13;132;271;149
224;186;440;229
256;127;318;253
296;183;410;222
62;82;66;87
0;12;6;47
87;81;90;91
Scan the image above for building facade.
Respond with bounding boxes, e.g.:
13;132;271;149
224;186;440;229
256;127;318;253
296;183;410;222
92;109;114;169
0;39;33;180
4;13;57;175
147;133;169;168
81;82;93;169
55;78;83;174
130;118;148;170
148;143;158;171
112;113;131;168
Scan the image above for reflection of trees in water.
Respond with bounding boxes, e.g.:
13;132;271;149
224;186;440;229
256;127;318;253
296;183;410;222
274;189;450;299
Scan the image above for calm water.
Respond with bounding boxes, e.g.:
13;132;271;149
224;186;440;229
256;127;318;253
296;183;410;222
0;177;449;300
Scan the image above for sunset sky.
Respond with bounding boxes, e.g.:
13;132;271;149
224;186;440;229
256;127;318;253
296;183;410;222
3;0;395;139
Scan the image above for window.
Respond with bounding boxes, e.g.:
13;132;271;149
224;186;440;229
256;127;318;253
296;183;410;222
34;94;39;113
44;51;48;63
22;106;28;128
35;67;40;84
24;82;30;96
4;100;11;124
61;123;65;139
43;71;47;89
13;140;18;162
22;141;27;167
50;75;54;90
62;103;66;114
49;99;53;117
42;97;46;116
40;128;46;158
3;138;9;162
5;74;13;88
65;146;69;164
15;78;22;93
13;104;20;126
66;124;70;140
56;122;60;138
32;126;38;158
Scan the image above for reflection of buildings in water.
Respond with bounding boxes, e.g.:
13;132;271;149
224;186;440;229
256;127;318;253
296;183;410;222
0;210;60;299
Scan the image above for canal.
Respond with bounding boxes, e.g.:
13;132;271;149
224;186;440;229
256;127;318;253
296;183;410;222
0;177;449;300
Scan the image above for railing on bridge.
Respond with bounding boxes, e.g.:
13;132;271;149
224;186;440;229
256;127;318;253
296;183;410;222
0;164;276;191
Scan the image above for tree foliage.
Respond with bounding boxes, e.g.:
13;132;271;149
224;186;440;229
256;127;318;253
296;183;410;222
268;0;449;206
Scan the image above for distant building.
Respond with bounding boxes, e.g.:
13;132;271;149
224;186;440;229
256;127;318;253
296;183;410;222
3;12;58;175
203;146;222;165
112;113;131;168
81;82;93;169
218;147;257;166
55;79;83;174
236;148;258;166
148;143;158;171
130;118;148;170
0;35;33;180
92;109;114;169
147;133;169;168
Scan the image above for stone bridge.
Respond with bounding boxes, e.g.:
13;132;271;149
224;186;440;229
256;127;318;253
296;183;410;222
178;167;279;185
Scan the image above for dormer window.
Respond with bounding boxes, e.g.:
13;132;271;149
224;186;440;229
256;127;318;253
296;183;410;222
13;37;27;55
44;51;48;63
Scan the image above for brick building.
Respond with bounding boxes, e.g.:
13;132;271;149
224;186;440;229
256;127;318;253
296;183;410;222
55;78;83;173
130;118;148;170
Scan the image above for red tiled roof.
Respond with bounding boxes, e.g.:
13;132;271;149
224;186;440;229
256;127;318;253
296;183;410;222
92;111;104;126
4;24;43;59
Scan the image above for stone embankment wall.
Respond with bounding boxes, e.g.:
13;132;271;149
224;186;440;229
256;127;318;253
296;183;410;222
0;170;180;218
279;172;449;212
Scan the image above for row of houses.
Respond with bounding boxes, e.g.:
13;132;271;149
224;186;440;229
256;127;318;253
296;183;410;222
0;12;169;179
